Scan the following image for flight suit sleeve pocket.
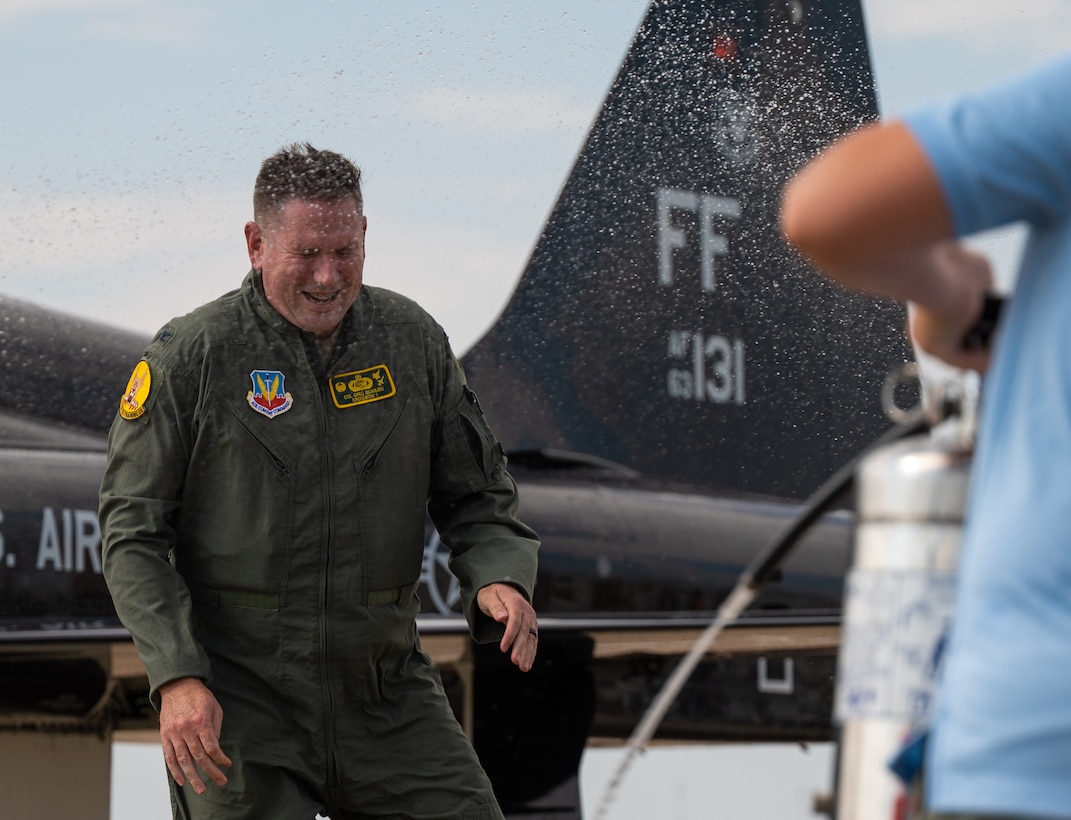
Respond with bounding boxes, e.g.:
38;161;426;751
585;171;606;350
442;388;503;494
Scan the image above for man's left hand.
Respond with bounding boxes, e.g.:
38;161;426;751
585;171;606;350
477;583;538;672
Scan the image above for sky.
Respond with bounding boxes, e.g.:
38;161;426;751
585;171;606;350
3;0;1071;818
4;0;1068;356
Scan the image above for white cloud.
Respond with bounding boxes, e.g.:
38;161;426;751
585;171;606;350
81;4;214;43
0;0;135;24
367;215;528;353
0;181;528;353
864;0;1071;51
0;184;249;334
410;86;595;137
0;0;213;44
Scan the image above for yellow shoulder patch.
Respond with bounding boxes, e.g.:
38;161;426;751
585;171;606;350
119;360;152;420
330;365;396;408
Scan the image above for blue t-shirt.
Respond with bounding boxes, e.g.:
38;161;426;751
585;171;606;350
905;53;1071;818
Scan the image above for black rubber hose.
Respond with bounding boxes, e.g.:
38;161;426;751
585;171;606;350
746;415;932;589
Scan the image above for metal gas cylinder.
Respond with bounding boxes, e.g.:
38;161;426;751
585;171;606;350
833;417;973;820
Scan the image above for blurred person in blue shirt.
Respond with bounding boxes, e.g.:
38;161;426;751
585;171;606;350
782;53;1071;820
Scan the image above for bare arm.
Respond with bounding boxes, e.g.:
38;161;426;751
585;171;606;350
781;121;994;370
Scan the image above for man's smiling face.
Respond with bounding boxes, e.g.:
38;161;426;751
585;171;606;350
245;196;367;339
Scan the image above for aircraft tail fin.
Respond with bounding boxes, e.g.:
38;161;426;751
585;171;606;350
463;0;911;500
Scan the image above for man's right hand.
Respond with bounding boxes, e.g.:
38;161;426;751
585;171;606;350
909;242;995;372
158;677;232;794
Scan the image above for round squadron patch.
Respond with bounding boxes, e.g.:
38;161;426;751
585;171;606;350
120;360;152;420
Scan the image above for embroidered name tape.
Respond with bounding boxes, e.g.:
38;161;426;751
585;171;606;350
330;365;396;408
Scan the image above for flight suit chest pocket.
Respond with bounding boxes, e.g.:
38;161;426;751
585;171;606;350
347;380;418;473
179;390;297;601
347;381;431;590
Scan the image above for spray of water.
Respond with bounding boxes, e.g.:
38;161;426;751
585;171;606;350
593;582;758;820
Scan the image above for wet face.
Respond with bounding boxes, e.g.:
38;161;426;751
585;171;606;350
244;197;367;339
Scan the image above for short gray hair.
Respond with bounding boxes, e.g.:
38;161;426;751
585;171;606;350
252;143;362;224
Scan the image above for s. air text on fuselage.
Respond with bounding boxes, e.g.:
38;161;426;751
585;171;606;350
1;507;101;575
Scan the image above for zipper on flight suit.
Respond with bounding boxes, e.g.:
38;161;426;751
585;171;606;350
306;347;341;806
319;360;412;806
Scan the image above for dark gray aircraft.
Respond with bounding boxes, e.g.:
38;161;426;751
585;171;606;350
0;0;910;816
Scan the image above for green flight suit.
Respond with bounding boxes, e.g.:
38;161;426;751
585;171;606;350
99;271;539;819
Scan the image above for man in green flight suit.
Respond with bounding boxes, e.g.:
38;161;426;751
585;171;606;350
99;143;541;820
